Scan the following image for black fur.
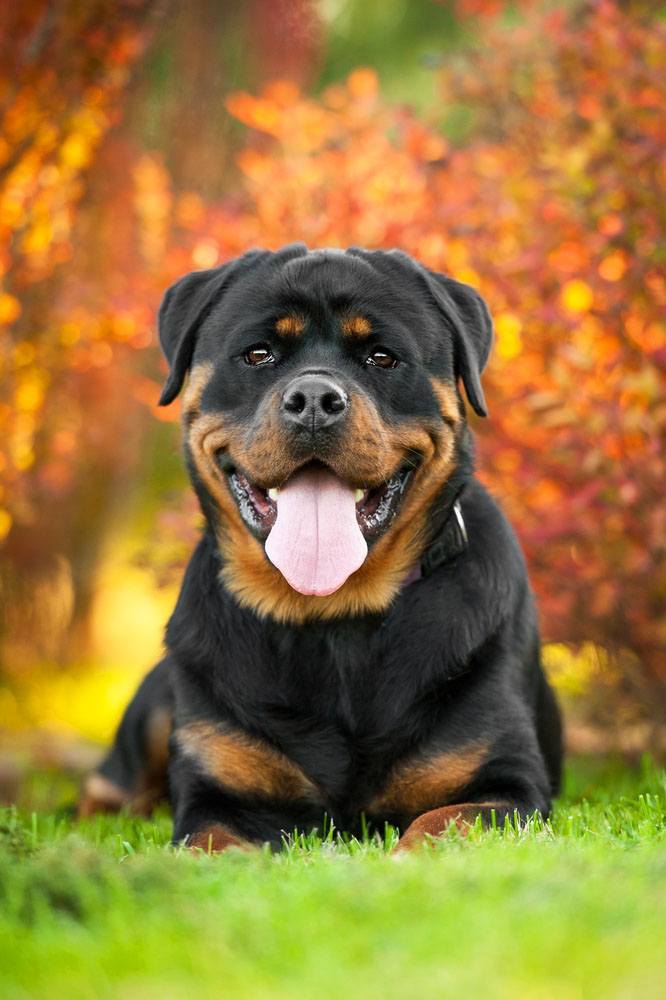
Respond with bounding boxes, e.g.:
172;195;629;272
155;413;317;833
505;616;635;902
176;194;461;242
88;245;562;848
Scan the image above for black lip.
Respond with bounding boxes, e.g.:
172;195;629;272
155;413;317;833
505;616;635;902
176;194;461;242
219;454;416;543
355;466;413;540
226;467;277;539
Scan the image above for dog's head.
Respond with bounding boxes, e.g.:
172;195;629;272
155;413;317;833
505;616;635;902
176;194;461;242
159;245;493;622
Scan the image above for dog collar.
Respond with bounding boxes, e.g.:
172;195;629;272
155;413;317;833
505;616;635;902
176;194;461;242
402;497;468;588
421;499;468;576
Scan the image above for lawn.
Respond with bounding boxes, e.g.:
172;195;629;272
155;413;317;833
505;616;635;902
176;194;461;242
1;757;664;1000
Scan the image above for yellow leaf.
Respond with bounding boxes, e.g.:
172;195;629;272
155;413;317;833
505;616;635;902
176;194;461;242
15;378;45;412
455;267;480;288
561;279;594;313
0;293;21;325
495;313;523;359
12;443;34;471
60;133;91;169
0;508;11;541
22;222;53;254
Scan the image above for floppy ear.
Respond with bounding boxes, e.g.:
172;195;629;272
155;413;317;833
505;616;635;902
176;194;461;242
424;270;494;418
157;251;268;406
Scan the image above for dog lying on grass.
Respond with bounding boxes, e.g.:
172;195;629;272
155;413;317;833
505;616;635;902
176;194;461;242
79;245;562;852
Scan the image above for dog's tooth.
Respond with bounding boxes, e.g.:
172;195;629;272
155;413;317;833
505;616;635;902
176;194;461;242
354;489;364;503
268;488;279;501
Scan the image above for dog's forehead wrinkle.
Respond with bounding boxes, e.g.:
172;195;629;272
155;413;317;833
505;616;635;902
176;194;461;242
271;286;412;336
279;250;382;299
198;250;426;340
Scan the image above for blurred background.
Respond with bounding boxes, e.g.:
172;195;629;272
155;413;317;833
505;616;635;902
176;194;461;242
0;0;664;804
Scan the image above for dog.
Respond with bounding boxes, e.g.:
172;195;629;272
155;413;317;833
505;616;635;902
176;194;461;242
79;244;562;852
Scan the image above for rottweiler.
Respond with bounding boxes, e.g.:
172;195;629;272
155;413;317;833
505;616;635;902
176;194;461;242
79;245;562;852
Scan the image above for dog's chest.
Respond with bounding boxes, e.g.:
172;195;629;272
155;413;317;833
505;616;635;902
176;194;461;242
258;620;432;807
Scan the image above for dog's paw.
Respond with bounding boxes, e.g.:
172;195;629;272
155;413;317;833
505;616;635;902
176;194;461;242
185;824;255;855
393;804;482;852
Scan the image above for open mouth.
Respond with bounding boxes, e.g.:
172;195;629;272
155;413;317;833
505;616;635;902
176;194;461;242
226;460;413;542
224;459;414;597
223;457;415;597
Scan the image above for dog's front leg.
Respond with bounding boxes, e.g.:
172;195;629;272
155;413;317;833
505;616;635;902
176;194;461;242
170;775;323;854
169;766;261;854
169;720;326;853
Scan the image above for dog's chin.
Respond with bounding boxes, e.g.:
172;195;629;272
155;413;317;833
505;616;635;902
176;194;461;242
219;455;414;545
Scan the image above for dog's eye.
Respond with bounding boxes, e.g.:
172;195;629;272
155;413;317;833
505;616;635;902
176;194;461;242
366;348;398;369
244;344;275;366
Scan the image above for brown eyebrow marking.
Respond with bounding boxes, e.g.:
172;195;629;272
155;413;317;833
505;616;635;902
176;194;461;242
275;314;305;336
341;314;372;337
176;721;323;803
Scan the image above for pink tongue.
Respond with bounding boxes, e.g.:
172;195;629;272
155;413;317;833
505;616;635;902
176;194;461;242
265;466;368;596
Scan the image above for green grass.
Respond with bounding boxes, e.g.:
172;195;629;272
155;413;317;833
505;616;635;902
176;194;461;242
1;758;665;999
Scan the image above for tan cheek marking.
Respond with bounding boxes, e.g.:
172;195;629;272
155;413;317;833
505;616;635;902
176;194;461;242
430;378;461;426
328;392;394;484
232;393;298;485
187;412;237;516
341;314;372;337
276;314;305;336
176;722;323;803
365;742;489;818
182;361;215;423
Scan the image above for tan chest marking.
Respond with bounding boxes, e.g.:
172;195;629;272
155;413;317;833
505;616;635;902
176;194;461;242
366;741;489;818
176;721;323;803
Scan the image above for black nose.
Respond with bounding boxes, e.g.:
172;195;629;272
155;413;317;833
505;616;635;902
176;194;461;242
281;373;349;433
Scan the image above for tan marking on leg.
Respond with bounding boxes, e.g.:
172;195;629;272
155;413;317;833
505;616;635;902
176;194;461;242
145;706;172;777
78;773;130;818
176;722;322;803
187;824;254;854
341;314;372;337
130;705;172;815
276;314;305;336
394;801;508;852
366;742;489;818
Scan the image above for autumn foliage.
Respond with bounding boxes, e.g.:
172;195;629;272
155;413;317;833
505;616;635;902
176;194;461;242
0;2;664;716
